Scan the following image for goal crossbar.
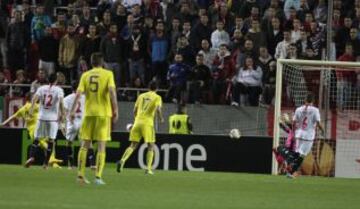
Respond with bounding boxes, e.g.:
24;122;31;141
277;58;360;67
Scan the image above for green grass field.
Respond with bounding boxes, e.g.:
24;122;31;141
0;165;359;209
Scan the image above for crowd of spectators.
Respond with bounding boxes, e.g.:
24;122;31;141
0;0;358;106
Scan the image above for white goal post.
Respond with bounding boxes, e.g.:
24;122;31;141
273;59;360;177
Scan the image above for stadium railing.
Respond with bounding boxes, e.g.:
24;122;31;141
0;83;167;98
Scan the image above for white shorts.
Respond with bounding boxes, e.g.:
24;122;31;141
34;120;59;140
295;139;314;156
66;120;82;141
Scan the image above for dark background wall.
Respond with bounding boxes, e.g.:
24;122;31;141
0;129;273;174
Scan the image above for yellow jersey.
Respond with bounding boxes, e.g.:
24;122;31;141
134;91;162;125
13;102;39;131
77;67;116;117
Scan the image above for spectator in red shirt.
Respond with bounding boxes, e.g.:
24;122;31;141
211;43;235;104
0;70;9;96
337;44;357;109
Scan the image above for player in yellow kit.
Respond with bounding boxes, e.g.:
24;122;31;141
70;52;118;185
0;100;62;168
117;81;164;175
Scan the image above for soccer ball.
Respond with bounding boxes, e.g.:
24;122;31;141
229;129;241;139
126;123;133;132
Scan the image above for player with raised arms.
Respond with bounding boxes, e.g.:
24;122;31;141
71;52;118;185
25;73;65;168
288;93;324;178
116;81;164;175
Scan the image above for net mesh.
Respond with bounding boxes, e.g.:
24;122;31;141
278;62;360;177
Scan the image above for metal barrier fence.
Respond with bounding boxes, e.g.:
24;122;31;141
0;83;167;98
0;84;268;136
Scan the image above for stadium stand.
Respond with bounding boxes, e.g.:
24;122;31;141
0;0;357;106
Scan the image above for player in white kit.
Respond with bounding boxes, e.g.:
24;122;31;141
25;73;65;168
63;82;85;168
289;93;324;177
63;82;96;169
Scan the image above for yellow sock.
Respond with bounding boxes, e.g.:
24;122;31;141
146;150;154;171
77;147;87;177
95;152;106;178
121;147;134;163
49;151;55;162
39;140;48;150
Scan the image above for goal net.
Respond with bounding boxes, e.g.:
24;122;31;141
273;59;360;178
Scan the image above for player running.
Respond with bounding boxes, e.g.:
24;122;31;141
71;52;118;185
63;82;96;169
1;94;62;168
287;93;324;178
116;81;164;175
25;73;65;168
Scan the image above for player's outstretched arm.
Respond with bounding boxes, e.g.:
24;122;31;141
1;104;28;127
109;87;118;123
317;121;325;137
1;115;17;127
156;106;164;123
29;94;39;117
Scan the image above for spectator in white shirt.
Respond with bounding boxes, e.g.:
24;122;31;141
284;0;301;19
291;19;302;42
275;30;293;59
211;20;230;51
122;0;142;11
198;39;217;68
232;56;263;106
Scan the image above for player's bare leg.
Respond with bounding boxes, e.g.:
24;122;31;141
117;142;138;173
145;143;155;175
77;140;91;184
94;141;107;185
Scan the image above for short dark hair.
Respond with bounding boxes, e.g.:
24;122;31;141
283;29;291;33
196;53;204;58
175;52;183;57
305;93;315;103
183;19;191;24
91;52;104;67
148;80;158;91
110;22;118;27
177;103;186;114
219;43;228;48
71;81;78;91
49;73;57;84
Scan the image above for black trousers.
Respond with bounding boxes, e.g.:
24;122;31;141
232;82;262;106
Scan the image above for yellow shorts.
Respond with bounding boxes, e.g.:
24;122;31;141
80;116;111;141
28;127;35;140
27;127;48;149
129;122;155;143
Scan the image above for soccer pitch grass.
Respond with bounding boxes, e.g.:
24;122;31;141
0;165;359;209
